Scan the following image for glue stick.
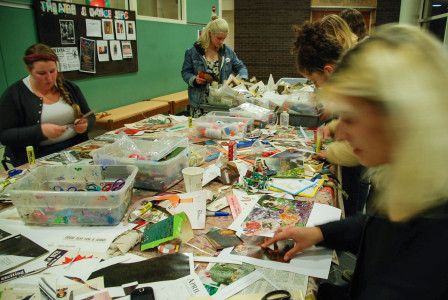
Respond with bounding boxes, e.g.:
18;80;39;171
129;201;154;221
26;146;36;168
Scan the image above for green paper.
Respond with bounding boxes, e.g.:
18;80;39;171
141;212;187;251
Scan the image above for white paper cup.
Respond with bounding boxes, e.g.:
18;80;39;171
182;167;205;193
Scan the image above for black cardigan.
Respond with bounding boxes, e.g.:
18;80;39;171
318;203;448;299
0;78;95;166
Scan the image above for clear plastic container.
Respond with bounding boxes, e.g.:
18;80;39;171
91;137;189;191
196;112;254;139
276;78;308;86
229;103;275;127
6;165;138;226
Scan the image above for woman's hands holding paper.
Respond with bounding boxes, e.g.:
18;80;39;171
261;226;324;261
72;118;88;134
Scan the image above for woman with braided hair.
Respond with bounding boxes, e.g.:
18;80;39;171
0;43;95;166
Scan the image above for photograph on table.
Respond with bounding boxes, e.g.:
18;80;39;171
240;195;314;236
230;234;295;263
271;149;314;160
208;262;256;286
254;157;304;178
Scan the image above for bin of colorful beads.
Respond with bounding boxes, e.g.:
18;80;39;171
5;165;138;226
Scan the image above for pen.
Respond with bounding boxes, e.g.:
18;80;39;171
206;212;229;217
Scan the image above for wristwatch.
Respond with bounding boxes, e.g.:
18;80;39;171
261;289;291;300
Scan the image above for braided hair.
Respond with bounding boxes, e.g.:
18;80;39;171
23;43;81;118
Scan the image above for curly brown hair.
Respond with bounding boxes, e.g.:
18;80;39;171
291;21;343;76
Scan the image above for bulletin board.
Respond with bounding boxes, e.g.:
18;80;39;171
32;0;138;80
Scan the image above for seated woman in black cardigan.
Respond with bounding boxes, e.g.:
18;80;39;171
0;43;95;167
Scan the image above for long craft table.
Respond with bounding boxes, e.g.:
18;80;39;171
0;119;342;298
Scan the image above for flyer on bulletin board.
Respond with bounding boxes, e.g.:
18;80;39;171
52;47;80;72
80;37;96;73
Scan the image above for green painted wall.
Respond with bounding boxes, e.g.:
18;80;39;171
187;0;219;24
0;5;38;87
0;0;218;112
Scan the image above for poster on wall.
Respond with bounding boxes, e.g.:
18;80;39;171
126;21;136;40
97;40;109;62
109;40;123;61
60;20;75;44
115;20;126;40
86;19;102;38
121;41;133;59
102;19;115;40
34;1;138;79
52;47;80;72
80;37;96;73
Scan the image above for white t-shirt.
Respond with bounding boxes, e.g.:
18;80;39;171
23;76;77;146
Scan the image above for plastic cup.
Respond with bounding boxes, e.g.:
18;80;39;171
182;167;205;193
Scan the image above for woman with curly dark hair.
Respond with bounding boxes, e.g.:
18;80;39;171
291;21;369;218
291;21;343;88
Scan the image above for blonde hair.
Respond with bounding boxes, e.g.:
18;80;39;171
197;14;229;52
318;24;448;221
24;43;81;118
321;14;358;50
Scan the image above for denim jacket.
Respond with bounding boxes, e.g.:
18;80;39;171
181;42;248;108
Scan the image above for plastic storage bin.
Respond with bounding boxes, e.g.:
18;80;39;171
276;78;308;86
6;165;138;226
91;137;189;191
196;112;254;139
229;103;276;127
281;110;324;127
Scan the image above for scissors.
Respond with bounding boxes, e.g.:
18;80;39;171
261;290;291;300
101;178;125;191
85;183;101;191
53;185;78;191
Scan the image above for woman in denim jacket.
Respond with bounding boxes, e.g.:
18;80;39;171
181;14;248;118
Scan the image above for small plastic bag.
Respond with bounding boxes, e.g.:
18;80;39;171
251;140;265;155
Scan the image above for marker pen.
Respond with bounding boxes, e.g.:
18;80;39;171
206;212;230;217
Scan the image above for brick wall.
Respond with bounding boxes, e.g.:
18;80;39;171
376;0;401;26
234;0;401;82
234;0;311;83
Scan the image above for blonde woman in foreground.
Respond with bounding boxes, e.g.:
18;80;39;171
263;24;448;299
